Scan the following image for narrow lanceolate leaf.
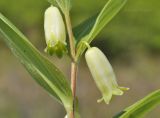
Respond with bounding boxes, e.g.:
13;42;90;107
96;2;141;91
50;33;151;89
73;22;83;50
0;13;73;111
75;0;127;61
73;14;98;43
114;90;160;118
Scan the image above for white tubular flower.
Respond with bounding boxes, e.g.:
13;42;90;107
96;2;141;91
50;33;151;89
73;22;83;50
64;115;68;118
85;47;129;104
44;6;67;57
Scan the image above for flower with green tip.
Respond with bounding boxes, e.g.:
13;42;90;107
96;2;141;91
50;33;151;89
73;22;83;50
44;6;67;58
85;46;129;104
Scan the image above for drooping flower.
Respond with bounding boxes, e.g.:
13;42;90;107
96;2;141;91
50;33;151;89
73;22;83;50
44;6;67;58
85;47;129;104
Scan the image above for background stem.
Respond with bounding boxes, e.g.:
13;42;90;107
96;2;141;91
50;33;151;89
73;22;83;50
65;11;77;118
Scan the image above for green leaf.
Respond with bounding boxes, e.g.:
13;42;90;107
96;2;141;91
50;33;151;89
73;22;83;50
75;97;81;118
73;14;98;43
0;13;73;111
114;89;160;118
75;0;127;61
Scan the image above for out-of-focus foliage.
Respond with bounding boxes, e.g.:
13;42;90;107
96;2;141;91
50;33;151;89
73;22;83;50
0;0;47;26
0;0;160;56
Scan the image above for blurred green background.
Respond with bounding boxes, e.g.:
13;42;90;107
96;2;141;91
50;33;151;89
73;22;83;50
0;0;160;118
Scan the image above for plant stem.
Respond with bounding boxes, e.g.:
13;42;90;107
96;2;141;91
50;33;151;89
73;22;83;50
71;62;78;96
71;62;78;117
65;11;77;118
65;12;75;60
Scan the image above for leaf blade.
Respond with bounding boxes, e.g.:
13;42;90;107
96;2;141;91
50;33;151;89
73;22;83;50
73;14;98;43
75;0;127;61
0;13;73;110
114;90;160;118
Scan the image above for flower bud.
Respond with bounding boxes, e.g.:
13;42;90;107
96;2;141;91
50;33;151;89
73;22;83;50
44;6;67;58
85;47;128;104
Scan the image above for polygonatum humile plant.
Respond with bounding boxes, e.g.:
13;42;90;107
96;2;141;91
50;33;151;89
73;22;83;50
0;0;160;118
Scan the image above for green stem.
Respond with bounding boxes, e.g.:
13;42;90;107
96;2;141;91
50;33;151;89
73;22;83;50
65;12;76;60
82;41;91;49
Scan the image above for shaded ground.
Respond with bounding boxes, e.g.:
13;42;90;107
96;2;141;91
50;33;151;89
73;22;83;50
0;47;160;118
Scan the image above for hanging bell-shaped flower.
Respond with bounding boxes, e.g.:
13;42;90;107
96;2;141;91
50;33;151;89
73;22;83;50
44;6;67;58
85;47;129;104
